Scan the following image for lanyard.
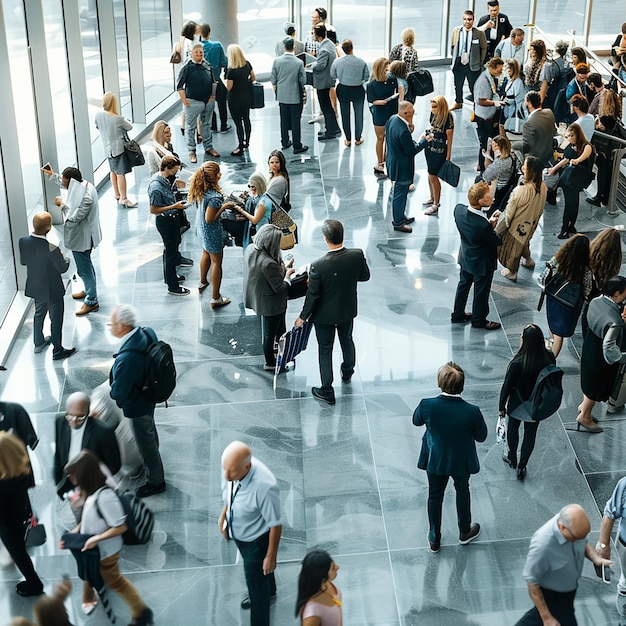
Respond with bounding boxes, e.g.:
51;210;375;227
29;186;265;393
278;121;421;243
228;481;241;539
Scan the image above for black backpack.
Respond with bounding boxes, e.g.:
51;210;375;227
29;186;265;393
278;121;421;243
95;488;155;545
510;364;564;422
127;329;176;404
406;68;434;100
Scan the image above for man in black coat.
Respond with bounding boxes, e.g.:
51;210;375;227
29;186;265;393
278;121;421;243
54;392;120;498
413;362;488;553
477;0;513;60
296;219;370;405
451;182;502;330
19;212;75;360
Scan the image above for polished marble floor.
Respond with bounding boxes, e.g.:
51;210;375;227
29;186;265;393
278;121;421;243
2;67;626;625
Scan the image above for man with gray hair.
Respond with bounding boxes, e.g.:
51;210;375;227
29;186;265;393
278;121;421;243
515;504;612;625
109;304;166;498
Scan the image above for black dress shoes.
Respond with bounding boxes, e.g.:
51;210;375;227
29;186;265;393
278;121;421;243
311;387;335;405
16;581;44;597
471;320;501;330
459;523;481;545
53;347;76;360
517;466;527;480
586;196;601;207
294;145;309;154
451;312;472;323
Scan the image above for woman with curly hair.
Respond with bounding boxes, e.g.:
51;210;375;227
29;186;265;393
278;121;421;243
188;162;235;307
524;40;549;103
542;233;593;358
495;156;546;281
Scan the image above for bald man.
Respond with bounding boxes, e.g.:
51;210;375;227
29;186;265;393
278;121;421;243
19;212;75;359
515;504;612;625
54;392;120;499
219;441;281;626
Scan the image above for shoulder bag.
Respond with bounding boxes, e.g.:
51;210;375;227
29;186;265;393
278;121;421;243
438;160;461;187
559;163;595;191
123;132;145;168
542;167;560;191
538;263;583;311
270;205;298;250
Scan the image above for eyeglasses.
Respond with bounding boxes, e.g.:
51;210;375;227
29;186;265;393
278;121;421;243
248;185;256;189
65;414;87;424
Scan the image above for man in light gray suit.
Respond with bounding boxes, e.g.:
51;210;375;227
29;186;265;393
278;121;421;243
44;164;102;316
271;37;308;154
307;23;341;140
512;90;556;167
450;10;487;110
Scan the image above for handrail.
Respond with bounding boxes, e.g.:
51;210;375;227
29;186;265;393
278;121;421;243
593;129;626;147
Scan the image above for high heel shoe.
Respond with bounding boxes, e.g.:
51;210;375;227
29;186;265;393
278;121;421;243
576;419;603;433
577;406;599;424
517;466;527;480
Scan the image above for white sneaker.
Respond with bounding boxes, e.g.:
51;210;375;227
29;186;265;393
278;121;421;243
607;403;624;414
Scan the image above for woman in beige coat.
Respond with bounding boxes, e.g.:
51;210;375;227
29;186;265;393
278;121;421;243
495;156;547;281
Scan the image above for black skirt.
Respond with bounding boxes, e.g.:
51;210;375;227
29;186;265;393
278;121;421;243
581;330;619;401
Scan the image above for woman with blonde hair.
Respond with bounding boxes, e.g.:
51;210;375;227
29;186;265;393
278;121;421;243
188;161;234;306
95;92;137;207
422;95;454;215
366;58;399;178
495;156;546;281
0;431;43;597
389;27;419;74
225;44;255;156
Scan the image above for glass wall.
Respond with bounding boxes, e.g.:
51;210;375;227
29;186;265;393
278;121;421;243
391;0;446;60
0;158;17;327
333;0;387;62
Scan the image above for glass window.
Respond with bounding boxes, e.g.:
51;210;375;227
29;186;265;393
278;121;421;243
392;0;445;60
331;1;387;63
0;160;17;326
140;0;174;113
535;1;585;41
42;0;77;168
113;0;131;116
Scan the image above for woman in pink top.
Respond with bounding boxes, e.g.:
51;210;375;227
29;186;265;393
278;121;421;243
296;550;342;626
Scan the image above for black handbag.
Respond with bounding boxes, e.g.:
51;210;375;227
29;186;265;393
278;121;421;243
123;132;145;168
438;160;461;187
287;271;308;299
538;264;583;311
559;163;594;191
24;514;47;548
250;82;265;109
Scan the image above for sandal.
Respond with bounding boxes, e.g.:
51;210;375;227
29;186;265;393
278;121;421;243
210;296;231;309
198;282;209;293
189;152;197;164
422;198;435;206
82;601;98;616
344;140;351;147
355;138;364;145
521;258;536;269
501;268;517;282
424;204;440;215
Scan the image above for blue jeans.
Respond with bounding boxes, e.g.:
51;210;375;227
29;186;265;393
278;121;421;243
72;250;98;305
184;98;215;152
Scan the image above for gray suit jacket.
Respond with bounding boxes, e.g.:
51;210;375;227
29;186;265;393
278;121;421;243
450;27;486;72
271;53;306;105
310;38;337;90
514;108;556;166
243;246;289;317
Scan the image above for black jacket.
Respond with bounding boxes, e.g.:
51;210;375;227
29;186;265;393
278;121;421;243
19;235;69;302
176;60;215;101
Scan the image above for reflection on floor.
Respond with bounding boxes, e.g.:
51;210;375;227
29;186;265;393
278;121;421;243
1;67;625;625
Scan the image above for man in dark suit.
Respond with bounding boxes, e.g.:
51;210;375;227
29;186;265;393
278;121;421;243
19;212;75;360
109;304;166;497
54;391;121;499
512;90;556;167
385;101;426;233
271;36;308;153
450;10;487;109
452;182;502;330
477;0;513;60
295;219;370;405
413;362;488;553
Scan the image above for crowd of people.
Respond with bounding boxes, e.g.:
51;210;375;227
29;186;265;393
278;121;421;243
3;2;626;625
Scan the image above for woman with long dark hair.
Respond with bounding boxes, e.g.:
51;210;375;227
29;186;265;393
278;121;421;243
495;156;546;281
188;161;234;307
499;324;556;480
0;431;43;597
295;549;342;625
577;276;626;432
542;234;593;358
265;149;291;212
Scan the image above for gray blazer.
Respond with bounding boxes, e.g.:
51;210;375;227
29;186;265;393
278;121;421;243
513;108;556;166
450;27;487;72
95;111;132;158
310;38;337;89
243;246;289;317
271;53;306;105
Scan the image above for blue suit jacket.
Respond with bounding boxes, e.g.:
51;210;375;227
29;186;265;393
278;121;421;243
413;395;487;476
385;115;425;183
454;204;501;277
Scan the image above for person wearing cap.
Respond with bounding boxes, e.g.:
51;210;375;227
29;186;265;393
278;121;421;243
275;22;304;57
565;63;592;103
271;37;308;154
477;0;512;61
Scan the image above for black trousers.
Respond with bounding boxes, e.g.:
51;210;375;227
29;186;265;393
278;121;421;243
514;587;577;625
34;297;64;352
235;532;276;626
0;523;42;590
561;185;580;232
228;101;251;149
155;213;181;291
595;154;611;204
336;84;365;141
211;80;229;130
427;473;471;543
475;116;498;172
452;60;480;104
317;87;340;135
130;414;165;486
278;102;304;149
314;319;355;395
452;268;494;327
261;313;286;367
507;417;540;469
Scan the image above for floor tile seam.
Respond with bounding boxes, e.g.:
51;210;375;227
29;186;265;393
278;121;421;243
361;386;403;624
386;535;536;554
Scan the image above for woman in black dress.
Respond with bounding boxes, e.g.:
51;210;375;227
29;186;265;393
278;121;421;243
577;276;626;432
499;324;556;480
366;58;399;178
225;44;255;156
0;431;43;597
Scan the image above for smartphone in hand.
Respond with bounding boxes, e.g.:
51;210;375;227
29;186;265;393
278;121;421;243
42;162;52;173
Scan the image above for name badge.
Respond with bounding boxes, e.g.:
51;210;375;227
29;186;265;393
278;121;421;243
472;39;480;44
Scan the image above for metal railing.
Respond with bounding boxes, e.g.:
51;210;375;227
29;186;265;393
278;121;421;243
592;130;626;213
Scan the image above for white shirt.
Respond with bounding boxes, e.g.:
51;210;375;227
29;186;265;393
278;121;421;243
68;420;87;465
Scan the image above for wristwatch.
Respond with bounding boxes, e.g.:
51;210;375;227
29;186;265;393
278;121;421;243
597;542;607;550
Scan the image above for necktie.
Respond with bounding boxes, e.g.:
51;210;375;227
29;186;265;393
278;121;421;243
229;481;240;540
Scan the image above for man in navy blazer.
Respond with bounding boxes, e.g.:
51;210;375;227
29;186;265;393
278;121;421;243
385;101;426;233
19;212;75;360
296;219;370;405
109;304;166;498
413;362;488;552
451;182;502;330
